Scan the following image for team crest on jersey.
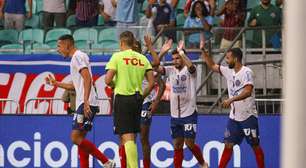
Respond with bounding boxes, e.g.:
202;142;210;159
235;80;241;86
181;75;187;81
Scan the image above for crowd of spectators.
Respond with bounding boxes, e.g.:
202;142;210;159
0;0;283;49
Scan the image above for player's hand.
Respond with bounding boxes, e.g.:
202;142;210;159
222;98;233;108
144;35;153;48
83;101;92;118
45;74;57;86
177;40;185;52
149;100;159;113
160;39;173;54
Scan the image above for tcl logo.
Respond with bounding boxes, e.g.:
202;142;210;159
123;58;144;66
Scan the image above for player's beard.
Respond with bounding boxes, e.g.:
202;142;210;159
228;62;235;69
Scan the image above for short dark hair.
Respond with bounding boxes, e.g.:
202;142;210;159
227;48;243;62
120;31;135;48
190;1;209;18
58;34;74;44
133;40;142;53
172;49;179;55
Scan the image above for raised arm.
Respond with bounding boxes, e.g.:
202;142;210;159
150;75;166;113
177;40;196;73
158;38;173;61
144;35;160;67
200;40;220;73
45;74;75;90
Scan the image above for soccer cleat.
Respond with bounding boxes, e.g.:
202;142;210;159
103;160;116;168
199;162;209;168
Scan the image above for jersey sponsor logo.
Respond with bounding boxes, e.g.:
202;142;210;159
172;86;187;93
123;58;145;66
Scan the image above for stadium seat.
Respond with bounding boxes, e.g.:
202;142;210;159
93;41;118;54
176;0;185;13
98;15;104;26
36;0;44;13
45;28;71;48
25;14;40;28
176;13;186;27
73;28;98;48
28;43;51;54
0;44;23;54
98;28;118;43
66;14;76;27
19;29;44;49
0;29;19;46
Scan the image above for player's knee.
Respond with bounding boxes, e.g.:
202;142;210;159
250;138;260;147
70;132;83;145
224;142;234;149
173;141;184;149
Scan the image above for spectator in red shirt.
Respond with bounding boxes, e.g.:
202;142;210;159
75;0;100;27
217;0;245;49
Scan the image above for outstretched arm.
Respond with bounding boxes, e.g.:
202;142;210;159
177;40;196;73
158;38;173;61
144;35;160;67
200;40;220;73
45;74;74;90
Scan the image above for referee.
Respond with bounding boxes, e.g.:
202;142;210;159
105;31;154;168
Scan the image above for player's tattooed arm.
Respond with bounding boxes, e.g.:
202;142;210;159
143;70;155;99
45;74;74;90
200;39;220;73
159;38;173;61
150;75;166;113
144;35;160;67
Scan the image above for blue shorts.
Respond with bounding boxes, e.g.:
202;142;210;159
170;112;197;139
72;103;98;131
224;115;260;146
140;102;152;126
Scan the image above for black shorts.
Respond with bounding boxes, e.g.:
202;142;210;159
113;93;143;134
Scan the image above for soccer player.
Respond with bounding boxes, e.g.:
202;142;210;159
201;47;265;168
45;34;115;168
135;36;174;168
105;31;155;168
155;41;209;168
